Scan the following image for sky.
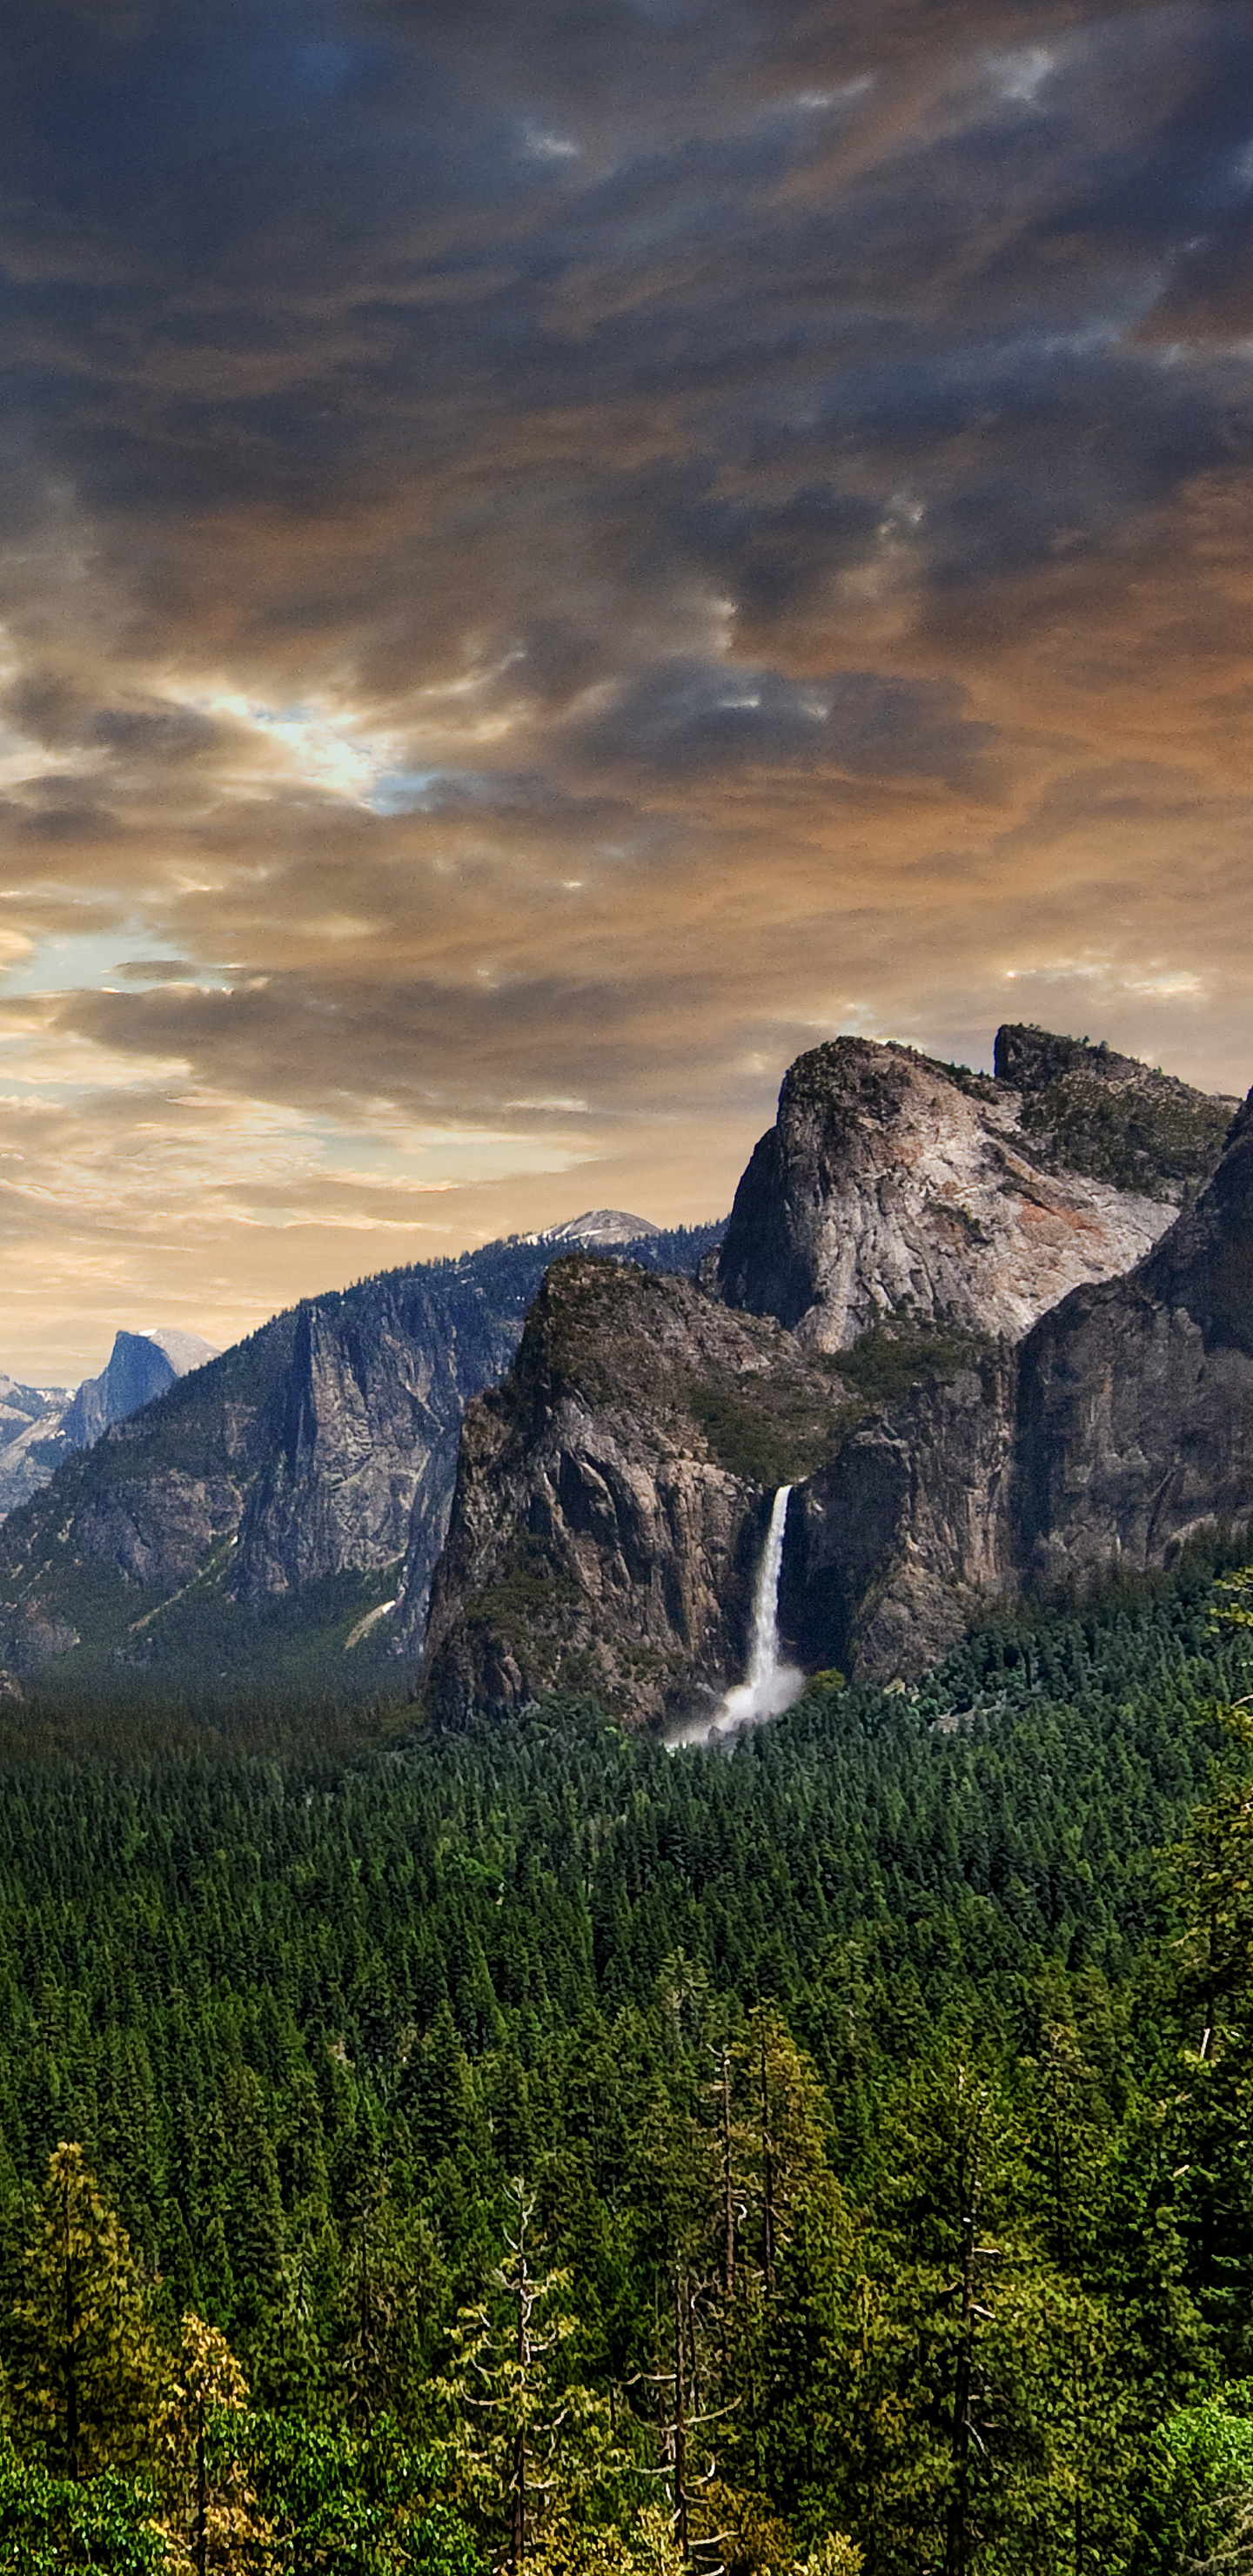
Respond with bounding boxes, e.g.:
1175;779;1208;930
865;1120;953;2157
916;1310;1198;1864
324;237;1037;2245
3;0;1253;1380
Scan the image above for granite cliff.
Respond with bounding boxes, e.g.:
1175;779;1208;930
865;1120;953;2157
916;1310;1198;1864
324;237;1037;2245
0;1328;218;1519
60;1327;218;1450
421;1257;853;1729
0;1379;75;1521
3;1018;1244;1716
716;1029;1230;1349
0;1218;718;1690
1015;1090;1253;1590
424;1028;1242;1723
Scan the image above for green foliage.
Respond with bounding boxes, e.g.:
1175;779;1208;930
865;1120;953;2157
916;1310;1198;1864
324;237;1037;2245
689;1374;851;1486
0;1556;1247;2565
438;2183;626;2568
834;1325;984;1411
0;2438;169;2572
464;1541;586;1651
235;2412;479;2575
8;2143;164;2480
1000;1024;1234;1200
1141;2387;1253;2573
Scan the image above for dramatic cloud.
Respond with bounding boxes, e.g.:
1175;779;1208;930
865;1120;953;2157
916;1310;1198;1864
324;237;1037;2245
0;0;1250;1376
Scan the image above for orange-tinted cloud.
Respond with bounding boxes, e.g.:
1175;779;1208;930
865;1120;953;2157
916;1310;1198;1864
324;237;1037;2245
0;0;1250;1376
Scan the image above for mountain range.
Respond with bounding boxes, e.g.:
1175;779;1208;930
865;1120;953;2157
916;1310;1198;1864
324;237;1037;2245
0;1216;716;1693
0;1024;1248;1721
422;1025;1245;1727
0;1327;219;1519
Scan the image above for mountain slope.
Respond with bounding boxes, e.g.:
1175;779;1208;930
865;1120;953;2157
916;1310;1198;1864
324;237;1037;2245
421;1254;853;1728
0;1379;73;1519
423;1027;1239;1721
784;1077;1253;1682
1015;1088;1253;1587
61;1327;219;1448
0;1328;220;1518
0;1218;720;1691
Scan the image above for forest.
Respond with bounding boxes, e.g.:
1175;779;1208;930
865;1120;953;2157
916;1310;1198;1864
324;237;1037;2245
2;1546;1253;2567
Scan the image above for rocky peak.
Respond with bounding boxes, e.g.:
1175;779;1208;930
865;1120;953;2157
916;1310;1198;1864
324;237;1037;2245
994;1022;1237;1202
422;1028;1247;1725
421;1254;854;1731
539;1209;662;1246
715;1033;1188;1352
1015;1081;1253;1591
62;1327;218;1449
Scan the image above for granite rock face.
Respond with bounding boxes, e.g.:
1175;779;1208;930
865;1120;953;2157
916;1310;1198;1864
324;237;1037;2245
425;1031;1243;1716
782;1348;1018;1682
0;1219;720;1686
421;1256;854;1729
783;1077;1253;1681
0;1329;219;1519
995;1023;1237;1203
421;1265;1020;1714
0;1379;74;1519
715;1036;1218;1352
1015;1089;1253;1590
62;1328;218;1448
234;1276;525;1620
3;1021;1245;1711
539;1209;661;1247
0;1265;538;1678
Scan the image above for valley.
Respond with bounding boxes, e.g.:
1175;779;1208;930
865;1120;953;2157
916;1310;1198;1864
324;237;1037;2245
2;1026;1253;2573
0;1021;1243;1727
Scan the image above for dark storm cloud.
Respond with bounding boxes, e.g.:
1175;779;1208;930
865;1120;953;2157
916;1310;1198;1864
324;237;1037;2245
0;0;1243;697
566;657;998;786
2;0;1234;548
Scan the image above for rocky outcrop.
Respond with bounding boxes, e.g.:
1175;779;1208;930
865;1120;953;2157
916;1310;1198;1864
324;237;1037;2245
716;1034;1229;1352
3;1016;1243;1714
234;1275;524;1619
1015;1089;1253;1590
784;1081;1253;1680
0;1218;721;1689
0;1379;73;1518
62;1327;218;1447
782;1346;1018;1681
539;1209;661;1247
422;1257;854;1729
0;1329;219;1519
77;1469;245;1593
995;1023;1237;1202
425;1030;1245;1720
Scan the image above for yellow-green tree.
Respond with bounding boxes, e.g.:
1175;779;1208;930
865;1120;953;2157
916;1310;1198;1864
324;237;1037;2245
158;2311;275;2575
439;2182;628;2574
8;2143;164;2482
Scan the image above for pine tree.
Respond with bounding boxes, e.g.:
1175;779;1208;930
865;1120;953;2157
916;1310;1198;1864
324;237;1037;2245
8;2143;164;2481
158;2310;275;2576
439;2181;625;2573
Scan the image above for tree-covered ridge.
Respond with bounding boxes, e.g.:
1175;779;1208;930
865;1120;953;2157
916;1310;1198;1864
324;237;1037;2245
992;1023;1238;1203
0;1553;1252;2560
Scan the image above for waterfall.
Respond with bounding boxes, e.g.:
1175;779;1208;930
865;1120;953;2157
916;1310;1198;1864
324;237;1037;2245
738;1481;795;1706
673;1485;804;1746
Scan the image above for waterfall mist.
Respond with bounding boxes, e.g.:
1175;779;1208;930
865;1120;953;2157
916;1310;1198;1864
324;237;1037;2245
668;1485;804;1749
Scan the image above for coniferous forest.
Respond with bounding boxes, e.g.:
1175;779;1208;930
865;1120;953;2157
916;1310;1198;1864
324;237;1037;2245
5;1549;1253;2568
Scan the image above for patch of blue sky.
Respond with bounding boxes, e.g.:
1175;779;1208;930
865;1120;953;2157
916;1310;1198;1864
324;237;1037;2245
0;929;230;999
366;769;444;815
